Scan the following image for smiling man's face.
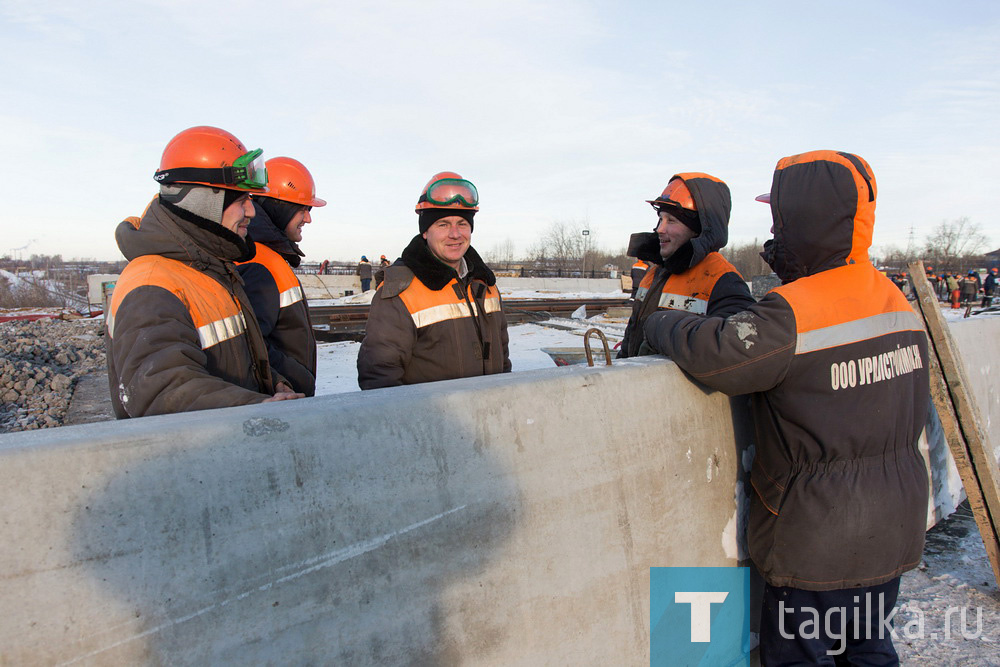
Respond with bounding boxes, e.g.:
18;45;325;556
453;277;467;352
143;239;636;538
422;215;471;270
221;193;254;237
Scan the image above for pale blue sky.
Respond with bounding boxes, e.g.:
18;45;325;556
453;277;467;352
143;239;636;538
1;0;997;262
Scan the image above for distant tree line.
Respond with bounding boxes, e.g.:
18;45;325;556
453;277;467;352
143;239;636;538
483;217;994;281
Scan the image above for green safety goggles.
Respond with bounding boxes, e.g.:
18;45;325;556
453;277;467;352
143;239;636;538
419;177;479;208
153;148;268;191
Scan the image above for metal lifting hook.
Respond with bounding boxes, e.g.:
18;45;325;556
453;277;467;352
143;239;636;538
583;328;612;367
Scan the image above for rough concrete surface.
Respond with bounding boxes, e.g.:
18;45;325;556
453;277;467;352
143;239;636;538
0;315;997;664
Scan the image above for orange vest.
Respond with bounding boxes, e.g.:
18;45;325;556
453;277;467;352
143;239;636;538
399;277;502;328
634;252;736;316
239;244;304;309
108;255;246;350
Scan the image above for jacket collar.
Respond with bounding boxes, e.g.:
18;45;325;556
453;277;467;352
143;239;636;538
400;234;496;291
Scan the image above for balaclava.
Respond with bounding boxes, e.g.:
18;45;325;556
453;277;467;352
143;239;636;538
159;184;235;225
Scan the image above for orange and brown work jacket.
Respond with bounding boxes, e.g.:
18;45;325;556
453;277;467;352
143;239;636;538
619;172;755;358
106;197;277;418
237;202;317;396
644;151;929;591
357;235;510;389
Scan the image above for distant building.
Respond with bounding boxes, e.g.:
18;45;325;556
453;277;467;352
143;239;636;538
985;247;1000;271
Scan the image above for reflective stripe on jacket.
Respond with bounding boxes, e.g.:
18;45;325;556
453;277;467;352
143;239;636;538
110;255;248;350
238;243;317;396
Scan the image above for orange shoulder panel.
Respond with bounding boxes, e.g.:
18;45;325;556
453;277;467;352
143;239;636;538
773;263;912;333
398;277;463;314
110;255;241;330
240;244;301;294
663;252;740;298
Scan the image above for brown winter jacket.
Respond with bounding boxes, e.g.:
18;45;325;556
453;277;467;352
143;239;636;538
644;151;930;591
357;235;510;389
237;202;317;396
619;172;755;358
106;197;278;418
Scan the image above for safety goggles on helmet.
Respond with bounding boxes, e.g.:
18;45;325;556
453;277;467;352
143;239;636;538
419;177;479;208
153;148;268;190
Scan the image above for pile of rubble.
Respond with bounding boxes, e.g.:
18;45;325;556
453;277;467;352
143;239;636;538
0;318;106;432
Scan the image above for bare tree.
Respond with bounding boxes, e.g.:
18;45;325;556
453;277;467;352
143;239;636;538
923;217;989;273
872;244;919;273
720;239;771;279
485;238;516;269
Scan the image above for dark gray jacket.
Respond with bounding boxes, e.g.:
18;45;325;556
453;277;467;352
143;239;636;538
644;152;929;590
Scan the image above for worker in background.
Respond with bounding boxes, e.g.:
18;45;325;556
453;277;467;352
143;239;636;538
374;254;391;289
947;273;961;308
642;151;929;662
629;258;649;299
238;157;326;397
357;171;510;389
357;256;373;292
983;267;998;307
618;172;754;357
960;269;981;306
106;126;303;418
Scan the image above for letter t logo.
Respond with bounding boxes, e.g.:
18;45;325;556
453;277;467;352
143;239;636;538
675;591;729;642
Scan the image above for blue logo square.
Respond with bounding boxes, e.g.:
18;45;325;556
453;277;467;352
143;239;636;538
650;567;758;666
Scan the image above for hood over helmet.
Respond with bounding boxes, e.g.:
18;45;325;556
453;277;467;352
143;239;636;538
761;150;876;283
628;172;732;272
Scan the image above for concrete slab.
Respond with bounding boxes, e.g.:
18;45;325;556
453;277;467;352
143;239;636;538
0;316;995;664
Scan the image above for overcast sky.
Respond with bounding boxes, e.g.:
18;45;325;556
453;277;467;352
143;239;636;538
1;0;997;263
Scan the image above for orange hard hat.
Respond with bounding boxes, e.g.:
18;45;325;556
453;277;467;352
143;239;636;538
155;126;268;193
260;157;326;207
415;171;479;212
647;177;696;212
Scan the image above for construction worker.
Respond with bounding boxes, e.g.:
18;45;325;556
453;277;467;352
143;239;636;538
983;267;998;307
960;269;981;306
374;254;391;289
643;151;929;662
618;172;754;358
947;273;961;308
107;126;303;418
357;171;510;389
357;256;373;292
629;258;649;298
238;157;326;397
